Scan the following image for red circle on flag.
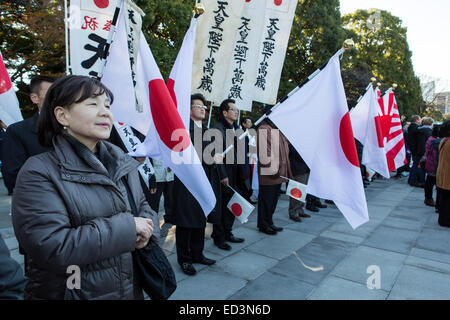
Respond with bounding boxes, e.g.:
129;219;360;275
149;79;191;152
231;203;243;216
274;0;283;5
94;0;109;9
0;58;12;95
339;112;360;168
290;188;302;199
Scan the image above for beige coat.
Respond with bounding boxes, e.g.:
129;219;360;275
436;138;450;191
257;120;293;186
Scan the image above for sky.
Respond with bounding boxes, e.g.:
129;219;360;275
340;0;450;93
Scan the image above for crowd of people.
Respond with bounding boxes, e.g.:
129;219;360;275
399;115;450;226
0;75;449;300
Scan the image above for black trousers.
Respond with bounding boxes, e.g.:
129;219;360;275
211;191;236;244
424;175;436;200
257;184;281;230
176;227;205;265
148;181;174;221
438;188;450;228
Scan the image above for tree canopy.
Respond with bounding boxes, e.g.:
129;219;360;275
342;9;423;117
0;1;424;121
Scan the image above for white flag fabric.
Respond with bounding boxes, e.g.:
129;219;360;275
227;188;255;224
102;4;151;135
105;13;216;216
268;49;369;229
379;89;407;172
250;153;259;196
0;51;23;126
285;178;307;203
167;18;198;131
350;85;390;179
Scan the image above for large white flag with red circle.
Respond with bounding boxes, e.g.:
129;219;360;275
0;51;23;126
103;8;216;216
377;88;407;172
268;49;369;229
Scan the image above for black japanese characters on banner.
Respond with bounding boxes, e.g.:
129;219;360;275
255;18;279;91
228;17;251;100
197;1;229;93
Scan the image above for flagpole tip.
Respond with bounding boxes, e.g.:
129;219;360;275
194;3;205;17
377;83;382;87
343;39;355;50
392;83;398;89
370;77;377;83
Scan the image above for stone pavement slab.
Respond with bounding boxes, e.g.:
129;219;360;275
306;275;389;300
245;229;315;260
269;237;356;286
414;227;450;256
330;246;406;291
362;225;419;255
214;250;279;281
229;271;315;300
168;268;247;300
388;265;450;300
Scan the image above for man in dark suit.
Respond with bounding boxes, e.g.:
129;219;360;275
407;115;423;187
211;99;245;250
2;76;55;194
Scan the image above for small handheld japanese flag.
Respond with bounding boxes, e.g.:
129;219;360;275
285;178;307;203
227;187;255;224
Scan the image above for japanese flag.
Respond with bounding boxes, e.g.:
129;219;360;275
285;178;307;203
0;51;23;126
103;9;216;216
268;49;369;229
227;188;255;224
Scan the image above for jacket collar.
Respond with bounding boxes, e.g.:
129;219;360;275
52;133;139;182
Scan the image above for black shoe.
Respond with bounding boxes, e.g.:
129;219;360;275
325;200;334;205
299;212;311;218
180;263;196;276
215;242;232;251
290;216;302;223
194;256;216;266
225;235;245;243
306;204;319;212
259;227;277;235
270;225;283;232
315;200;327;209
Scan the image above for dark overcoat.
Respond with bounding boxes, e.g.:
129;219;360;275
171;120;222;228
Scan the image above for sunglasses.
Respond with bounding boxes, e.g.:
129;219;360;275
191;104;207;110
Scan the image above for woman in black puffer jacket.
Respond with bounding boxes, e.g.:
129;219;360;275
12;75;159;300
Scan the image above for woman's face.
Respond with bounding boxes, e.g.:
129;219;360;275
57;93;113;152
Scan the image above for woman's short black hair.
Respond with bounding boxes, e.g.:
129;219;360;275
440;120;450;138
191;93;207;106
216;98;235;121
38;75;114;148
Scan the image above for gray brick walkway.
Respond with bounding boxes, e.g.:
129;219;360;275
1;176;449;300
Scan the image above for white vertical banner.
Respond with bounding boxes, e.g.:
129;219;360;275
192;0;242;106
221;2;266;111
68;0;118;77
253;0;297;105
192;0;297;111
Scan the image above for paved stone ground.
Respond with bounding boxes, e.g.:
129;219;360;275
1;176;450;300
